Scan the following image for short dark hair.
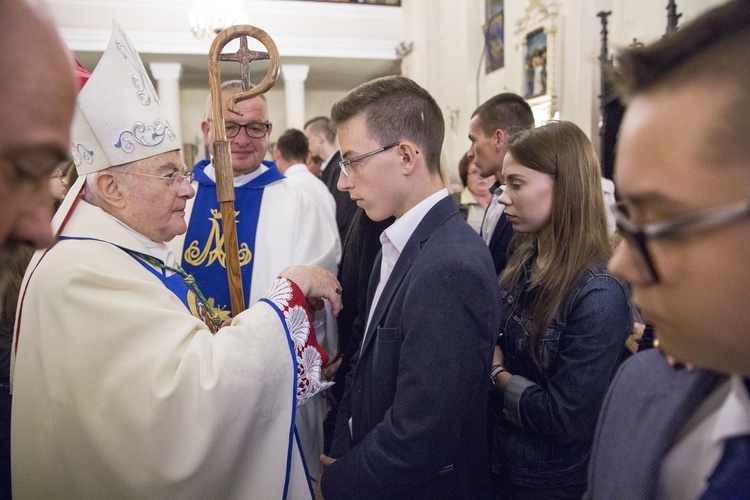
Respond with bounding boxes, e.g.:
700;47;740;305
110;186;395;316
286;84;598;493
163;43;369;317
614;0;750;165
276;128;308;163
458;152;472;187
471;93;534;137
303;116;336;144
331;76;445;174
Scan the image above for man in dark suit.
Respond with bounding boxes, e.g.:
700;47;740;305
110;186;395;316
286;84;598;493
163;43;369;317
318;76;502;499
305;116;357;244
322;207;393;454
587;1;750;497
467;93;534;276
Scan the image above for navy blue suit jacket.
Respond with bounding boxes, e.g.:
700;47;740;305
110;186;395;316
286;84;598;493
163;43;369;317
487;213;513;276
322;196;501;499
585;349;725;499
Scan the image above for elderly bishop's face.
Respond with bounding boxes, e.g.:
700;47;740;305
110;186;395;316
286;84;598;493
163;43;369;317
116;151;195;243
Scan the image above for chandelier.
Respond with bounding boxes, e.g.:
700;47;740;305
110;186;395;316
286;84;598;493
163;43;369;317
189;0;249;40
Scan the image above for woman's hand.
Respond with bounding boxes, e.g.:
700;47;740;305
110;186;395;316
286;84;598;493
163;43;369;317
493;345;505;366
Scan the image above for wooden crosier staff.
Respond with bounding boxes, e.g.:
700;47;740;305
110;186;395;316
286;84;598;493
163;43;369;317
208;26;280;316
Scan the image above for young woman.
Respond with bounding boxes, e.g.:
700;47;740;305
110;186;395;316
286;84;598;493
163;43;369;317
490;121;632;499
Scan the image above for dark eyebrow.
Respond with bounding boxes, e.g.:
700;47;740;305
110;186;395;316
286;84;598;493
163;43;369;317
6;144;70;163
619;190;695;215
4;144;71;176
340;150;356;161
621;191;674;207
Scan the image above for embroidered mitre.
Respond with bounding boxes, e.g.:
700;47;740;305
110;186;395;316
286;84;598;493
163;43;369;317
70;20;179;174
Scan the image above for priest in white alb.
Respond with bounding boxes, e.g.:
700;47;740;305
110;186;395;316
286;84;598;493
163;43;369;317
169;79;341;480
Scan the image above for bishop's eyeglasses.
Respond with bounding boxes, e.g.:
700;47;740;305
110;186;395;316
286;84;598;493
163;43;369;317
611;198;750;283
119;170;194;188
339;142;400;176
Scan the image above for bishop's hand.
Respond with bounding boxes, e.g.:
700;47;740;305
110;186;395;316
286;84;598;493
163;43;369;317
278;265;342;316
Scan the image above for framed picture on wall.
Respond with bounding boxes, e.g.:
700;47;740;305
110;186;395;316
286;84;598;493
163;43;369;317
524;28;547;98
484;0;504;73
514;0;559;123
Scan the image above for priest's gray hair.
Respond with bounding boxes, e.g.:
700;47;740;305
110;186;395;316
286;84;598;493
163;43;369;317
203;80;270;122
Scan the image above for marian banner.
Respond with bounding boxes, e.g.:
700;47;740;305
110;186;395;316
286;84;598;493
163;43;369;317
181;160;284;312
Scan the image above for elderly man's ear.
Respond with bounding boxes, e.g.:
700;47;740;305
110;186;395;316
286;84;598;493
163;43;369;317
96;172;127;208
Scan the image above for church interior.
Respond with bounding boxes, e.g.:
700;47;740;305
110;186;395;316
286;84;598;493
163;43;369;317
3;0;747;497
45;0;724;182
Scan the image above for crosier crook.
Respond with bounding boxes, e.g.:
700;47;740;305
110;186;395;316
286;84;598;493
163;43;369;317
207;25;280;316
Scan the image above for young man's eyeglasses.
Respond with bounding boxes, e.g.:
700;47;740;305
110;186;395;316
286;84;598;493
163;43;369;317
611;198;750;283
339;142;400;176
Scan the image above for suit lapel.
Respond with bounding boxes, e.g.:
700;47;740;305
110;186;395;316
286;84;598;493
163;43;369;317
641;366;725;497
359;197;457;356
489;212;510;248
363;249;382;327
321;151;341;192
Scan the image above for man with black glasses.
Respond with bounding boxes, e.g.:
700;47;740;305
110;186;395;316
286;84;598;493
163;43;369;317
170;80;339;480
586;1;750;498
318;76;501;499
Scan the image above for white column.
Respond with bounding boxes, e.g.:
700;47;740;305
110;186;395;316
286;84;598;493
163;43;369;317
281;64;309;130
149;62;183;143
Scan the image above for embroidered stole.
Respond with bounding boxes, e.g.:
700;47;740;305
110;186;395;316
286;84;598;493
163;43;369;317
58;236;222;333
181;160;284;313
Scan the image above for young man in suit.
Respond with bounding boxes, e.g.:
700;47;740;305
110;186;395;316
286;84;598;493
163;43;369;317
467;93;534;276
318;76;502;499
586;1;750;498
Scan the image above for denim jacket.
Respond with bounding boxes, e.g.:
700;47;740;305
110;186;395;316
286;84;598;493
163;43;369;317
492;258;632;493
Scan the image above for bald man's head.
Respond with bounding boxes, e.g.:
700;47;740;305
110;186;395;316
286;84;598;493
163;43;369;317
0;0;77;289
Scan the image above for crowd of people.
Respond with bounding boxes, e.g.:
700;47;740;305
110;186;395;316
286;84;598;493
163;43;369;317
0;0;748;498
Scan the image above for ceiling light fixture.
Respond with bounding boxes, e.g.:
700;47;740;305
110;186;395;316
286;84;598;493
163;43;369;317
189;0;249;40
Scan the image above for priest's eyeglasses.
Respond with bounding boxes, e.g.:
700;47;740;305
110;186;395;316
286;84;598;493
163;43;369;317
121;170;194;188
206;119;270;139
225;121;270;139
611;198;750;283
339;142;400;176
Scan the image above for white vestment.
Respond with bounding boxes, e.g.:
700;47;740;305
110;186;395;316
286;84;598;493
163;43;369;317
169;163;340;477
283;163;339;249
12;199;315;499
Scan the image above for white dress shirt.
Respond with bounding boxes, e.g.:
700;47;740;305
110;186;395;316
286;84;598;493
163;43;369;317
480;183;506;246
364;188;449;338
657;375;750;499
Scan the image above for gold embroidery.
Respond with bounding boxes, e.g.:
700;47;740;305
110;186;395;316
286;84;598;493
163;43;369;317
184;208;252;268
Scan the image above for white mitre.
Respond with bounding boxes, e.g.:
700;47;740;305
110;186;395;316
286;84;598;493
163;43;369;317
70;20;179;175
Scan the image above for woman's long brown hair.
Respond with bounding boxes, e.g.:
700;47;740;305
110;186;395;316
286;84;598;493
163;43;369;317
499;121;612;368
